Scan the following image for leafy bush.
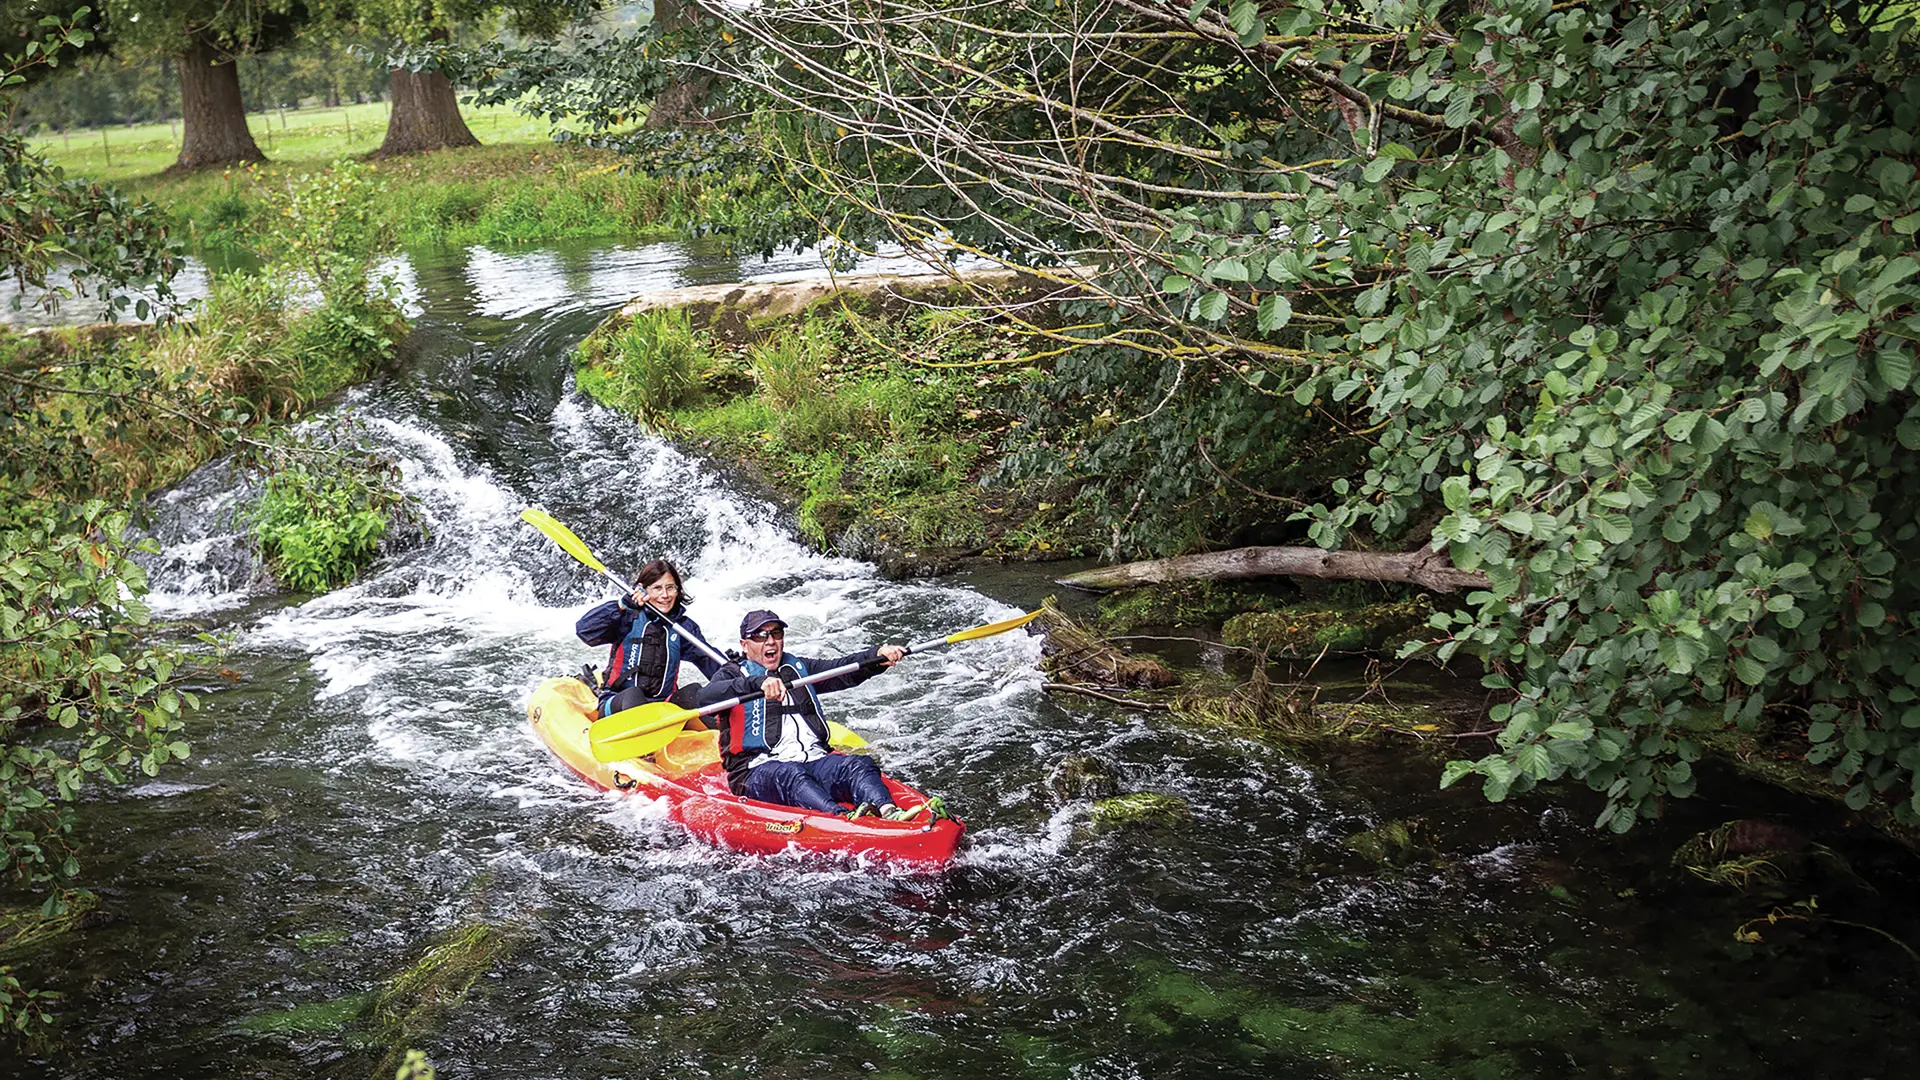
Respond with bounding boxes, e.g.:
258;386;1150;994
0;502;199;1032
687;0;1920;831
250;464;396;593
580;308;713;425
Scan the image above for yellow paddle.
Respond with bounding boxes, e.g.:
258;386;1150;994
587;609;1042;761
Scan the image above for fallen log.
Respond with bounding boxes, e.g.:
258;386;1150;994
1055;545;1489;594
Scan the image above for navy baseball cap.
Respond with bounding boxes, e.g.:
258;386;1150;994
740;609;787;637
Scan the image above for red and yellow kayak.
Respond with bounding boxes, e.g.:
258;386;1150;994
526;677;965;865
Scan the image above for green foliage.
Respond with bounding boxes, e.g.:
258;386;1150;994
577;306;714;425
1;10;179;321
1252;2;1920;834
637;0;1920;831
746;321;830;412
0;502;199;1023
250;460;397;593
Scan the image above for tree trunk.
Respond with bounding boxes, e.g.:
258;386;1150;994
371;29;479;158
644;0;716;130
168;36;265;172
1056;546;1490;594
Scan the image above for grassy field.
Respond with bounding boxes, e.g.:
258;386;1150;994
25;99;776;251
28;100;573;183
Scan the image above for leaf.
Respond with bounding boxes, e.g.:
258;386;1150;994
1194;291;1229;321
1874;256;1918;294
1657;634;1711;676
1363;156;1395;184
1877;348;1914;390
1662;411;1701;441
1516;744;1552;778
1257;293;1293;333
1210;257;1249;282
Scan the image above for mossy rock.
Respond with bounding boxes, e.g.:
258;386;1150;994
294;929;350;953
1224;597;1431;657
1342;819;1430;867
1047;753;1122;804
1096;579;1297;633
234;993;376;1036
1090;792;1191;830
374;923;513;1035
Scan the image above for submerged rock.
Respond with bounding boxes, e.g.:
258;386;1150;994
1342;819;1430;867
1047;753;1122;804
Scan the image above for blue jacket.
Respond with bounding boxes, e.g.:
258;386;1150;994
575;598;723;705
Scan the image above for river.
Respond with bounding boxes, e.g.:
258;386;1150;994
6;238;1919;1079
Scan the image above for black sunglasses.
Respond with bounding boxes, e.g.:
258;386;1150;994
745;627;785;642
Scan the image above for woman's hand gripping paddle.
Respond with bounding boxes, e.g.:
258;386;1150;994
587;609;1042;762
520;507;733;669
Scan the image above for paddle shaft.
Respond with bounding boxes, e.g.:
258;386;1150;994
633;633;949;727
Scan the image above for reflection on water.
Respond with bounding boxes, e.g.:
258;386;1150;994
3;237;955;329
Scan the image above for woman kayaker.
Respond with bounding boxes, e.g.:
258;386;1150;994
696;608;948;822
575;558;723;718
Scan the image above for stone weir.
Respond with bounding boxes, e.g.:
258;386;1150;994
612;267;1028;325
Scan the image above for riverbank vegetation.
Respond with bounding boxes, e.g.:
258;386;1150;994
488;0;1920;839
114;141;772;254
1;18;415;1026
574;287;1091;570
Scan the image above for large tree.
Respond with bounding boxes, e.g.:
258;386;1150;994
99;0;312;171
349;1;605;157
496;0;1920;833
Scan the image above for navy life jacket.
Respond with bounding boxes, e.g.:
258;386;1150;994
601;606;685;710
729;656;827;755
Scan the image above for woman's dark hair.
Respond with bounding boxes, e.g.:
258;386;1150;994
632;558;690;604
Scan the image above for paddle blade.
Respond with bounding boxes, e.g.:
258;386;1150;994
827;721;868;751
944;609;1042;645
521;507;609;576
594;720;690;762
589;701;694;762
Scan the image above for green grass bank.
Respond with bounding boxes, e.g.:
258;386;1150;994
31;103;766;253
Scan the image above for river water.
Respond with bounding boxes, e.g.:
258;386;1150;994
8;239;1920;1079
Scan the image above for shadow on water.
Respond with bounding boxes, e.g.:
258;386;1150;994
6;239;1920;1079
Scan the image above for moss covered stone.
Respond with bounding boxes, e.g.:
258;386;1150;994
1096;579;1298;633
1047;753;1122;804
1090;792;1190;830
1223;597;1430;657
1342;819;1430;867
235;993;376;1036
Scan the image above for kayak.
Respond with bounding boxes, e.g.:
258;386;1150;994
526;677;965;865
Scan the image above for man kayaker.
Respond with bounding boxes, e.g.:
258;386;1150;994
697;609;947;822
575;558;723;718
